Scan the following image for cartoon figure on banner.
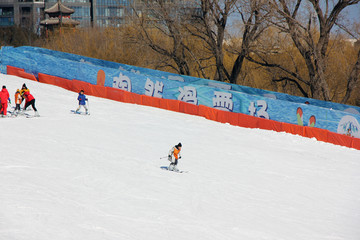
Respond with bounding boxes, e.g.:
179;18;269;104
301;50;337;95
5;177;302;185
347;128;352;136
213;91;233;111
337;115;360;138
296;106;316;127
249;100;269;119
113;73;132;92
145;78;164;98
178;86;198;105
296;107;303;126
97;70;105;86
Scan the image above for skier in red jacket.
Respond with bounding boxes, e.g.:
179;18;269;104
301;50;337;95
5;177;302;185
22;91;39;117
0;85;10;117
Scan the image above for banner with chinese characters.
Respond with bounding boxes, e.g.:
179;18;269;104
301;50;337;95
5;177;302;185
1;46;359;138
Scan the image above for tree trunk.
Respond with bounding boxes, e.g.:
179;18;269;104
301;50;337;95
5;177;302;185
341;47;360;104
229;48;246;84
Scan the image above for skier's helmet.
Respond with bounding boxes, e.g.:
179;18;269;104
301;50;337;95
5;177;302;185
177;143;182;148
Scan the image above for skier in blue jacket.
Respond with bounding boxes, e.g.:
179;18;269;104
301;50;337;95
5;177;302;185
76;90;88;114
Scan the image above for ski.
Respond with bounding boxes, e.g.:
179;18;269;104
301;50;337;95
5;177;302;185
160;166;187;173
6;110;32;118
8;112;18;118
26;113;40;118
71;110;90;115
6;110;15;117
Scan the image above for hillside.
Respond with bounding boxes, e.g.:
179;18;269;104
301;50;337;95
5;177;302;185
1;74;360;240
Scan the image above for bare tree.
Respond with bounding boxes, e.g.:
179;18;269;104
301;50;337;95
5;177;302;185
228;0;270;84
130;0;271;84
266;0;360;101
130;0;197;75
338;21;360;104
340;41;360;104
187;0;238;81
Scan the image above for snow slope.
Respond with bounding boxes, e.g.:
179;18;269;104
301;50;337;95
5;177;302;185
0;74;359;240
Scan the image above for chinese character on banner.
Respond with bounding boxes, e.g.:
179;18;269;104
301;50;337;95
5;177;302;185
113;73;132;92
144;78;164;98
248;100;269;119
213;91;233;111
178;86;198;105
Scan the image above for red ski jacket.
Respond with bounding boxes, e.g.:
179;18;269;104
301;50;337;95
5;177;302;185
0;88;9;104
23;91;34;102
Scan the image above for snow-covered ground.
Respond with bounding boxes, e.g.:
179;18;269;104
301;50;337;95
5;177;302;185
0;74;359;240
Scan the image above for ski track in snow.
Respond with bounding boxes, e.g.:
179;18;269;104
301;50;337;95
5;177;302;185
0;74;360;240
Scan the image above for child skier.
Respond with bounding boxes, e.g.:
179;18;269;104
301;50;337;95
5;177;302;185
0;86;10;117
14;89;22;113
168;142;182;171
76;90;88;114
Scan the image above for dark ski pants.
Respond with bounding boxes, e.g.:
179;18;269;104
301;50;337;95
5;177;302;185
170;158;178;167
24;99;37;112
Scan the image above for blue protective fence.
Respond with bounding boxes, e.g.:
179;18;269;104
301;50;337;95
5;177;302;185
1;46;359;138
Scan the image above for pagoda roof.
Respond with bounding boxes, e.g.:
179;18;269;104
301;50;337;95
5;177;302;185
40;17;80;26
45;0;75;14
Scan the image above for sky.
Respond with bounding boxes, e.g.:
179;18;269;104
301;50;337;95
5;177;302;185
0;74;360;240
228;2;360;38
347;3;360;20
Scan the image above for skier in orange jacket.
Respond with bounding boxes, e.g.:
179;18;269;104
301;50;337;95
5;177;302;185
14;89;22;113
168;143;182;171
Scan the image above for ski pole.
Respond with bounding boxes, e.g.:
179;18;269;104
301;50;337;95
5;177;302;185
160;156;168;159
86;99;90;115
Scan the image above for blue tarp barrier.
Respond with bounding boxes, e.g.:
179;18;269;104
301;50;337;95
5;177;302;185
1;46;359;138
